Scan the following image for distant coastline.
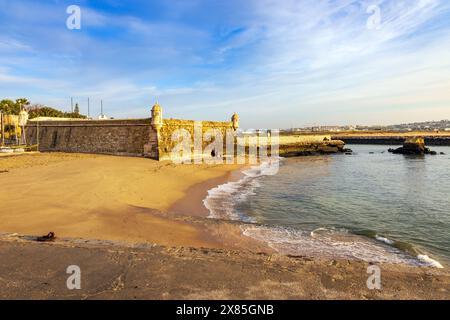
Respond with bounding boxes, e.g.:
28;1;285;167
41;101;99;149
332;132;450;146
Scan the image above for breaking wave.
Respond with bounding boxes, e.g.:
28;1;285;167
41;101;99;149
203;158;281;223
203;159;445;268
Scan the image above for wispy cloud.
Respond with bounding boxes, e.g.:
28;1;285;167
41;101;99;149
0;0;449;127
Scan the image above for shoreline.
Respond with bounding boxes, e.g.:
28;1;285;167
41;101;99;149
188;156;448;270
166;164;274;253
0;152;269;252
0;232;448;299
0;152;449;299
168;168;245;217
3;151;444;267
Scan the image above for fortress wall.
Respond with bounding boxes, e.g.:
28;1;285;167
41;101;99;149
21;115;345;160
158;119;235;161
278;134;332;145
25;119;158;158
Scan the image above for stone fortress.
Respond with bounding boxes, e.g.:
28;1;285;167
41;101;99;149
24;102;348;160
25;103;239;160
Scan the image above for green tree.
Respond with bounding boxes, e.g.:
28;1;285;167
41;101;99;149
27;105;87;119
0;99;20;114
15;98;30;110
28;106;63;118
63;111;87;119
1;99;87;119
0;98;31;114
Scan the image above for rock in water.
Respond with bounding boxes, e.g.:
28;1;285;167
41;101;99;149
388;137;435;155
403;137;426;153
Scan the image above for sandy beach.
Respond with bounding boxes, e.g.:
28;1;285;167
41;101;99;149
0;153;253;248
0;152;449;299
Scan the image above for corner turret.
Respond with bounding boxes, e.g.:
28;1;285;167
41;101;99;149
151;102;163;131
231;112;239;131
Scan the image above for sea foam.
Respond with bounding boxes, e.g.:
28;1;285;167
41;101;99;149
203;159;445;268
375;235;395;245
203;158;281;222
417;255;444;269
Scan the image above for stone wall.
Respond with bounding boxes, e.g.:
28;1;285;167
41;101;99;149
278;134;332;145
24;117;235;160
22;109;353;161
26;119;158;158
158;119;235;161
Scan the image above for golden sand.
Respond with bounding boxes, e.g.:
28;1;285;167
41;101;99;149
0;152;449;299
0;153;243;248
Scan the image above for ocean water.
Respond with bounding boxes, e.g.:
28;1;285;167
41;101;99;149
204;145;450;268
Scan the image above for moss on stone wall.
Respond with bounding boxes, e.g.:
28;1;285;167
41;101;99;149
158;119;235;161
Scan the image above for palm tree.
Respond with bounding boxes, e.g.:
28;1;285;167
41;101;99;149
15;98;30;111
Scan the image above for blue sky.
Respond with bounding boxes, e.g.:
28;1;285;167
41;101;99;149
0;0;449;128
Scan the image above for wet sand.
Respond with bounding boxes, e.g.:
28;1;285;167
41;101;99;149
169;168;245;217
0;153;248;248
0;152;449;299
0;235;448;299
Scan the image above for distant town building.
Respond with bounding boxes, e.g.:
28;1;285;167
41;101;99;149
283;119;450;133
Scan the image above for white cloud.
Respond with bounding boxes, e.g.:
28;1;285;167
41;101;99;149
0;0;449;127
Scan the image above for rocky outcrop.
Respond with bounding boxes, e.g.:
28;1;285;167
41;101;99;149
388;137;437;155
278;140;352;157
